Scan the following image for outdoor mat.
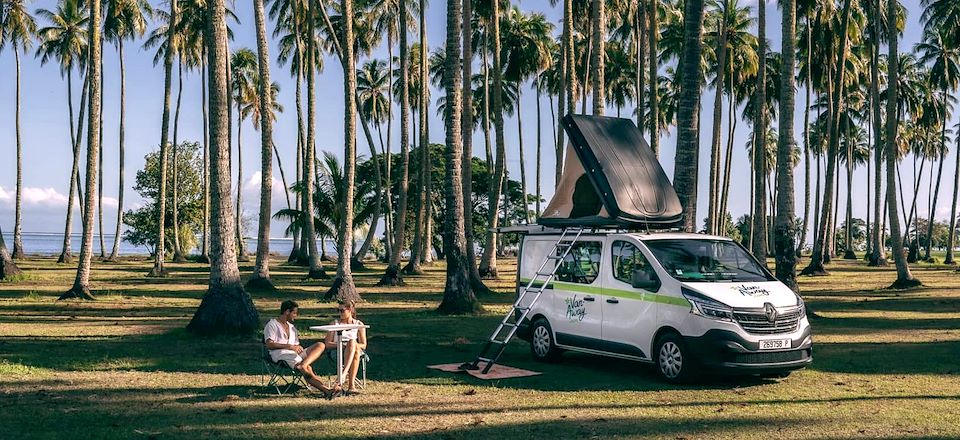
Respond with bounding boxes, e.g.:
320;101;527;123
427;362;542;380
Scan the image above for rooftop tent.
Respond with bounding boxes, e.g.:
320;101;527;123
538;114;682;229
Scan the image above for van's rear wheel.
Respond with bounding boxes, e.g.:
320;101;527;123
654;332;697;383
530;318;562;362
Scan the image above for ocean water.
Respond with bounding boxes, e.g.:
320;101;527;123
1;232;343;257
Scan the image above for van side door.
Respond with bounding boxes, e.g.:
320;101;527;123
549;240;604;348
600;239;661;360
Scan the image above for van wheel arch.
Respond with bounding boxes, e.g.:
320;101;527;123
652;326;682;352
529;317;563;362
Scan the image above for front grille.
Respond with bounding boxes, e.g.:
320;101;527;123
734;306;802;335
730;349;809;364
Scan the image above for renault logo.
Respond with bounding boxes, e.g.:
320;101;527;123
764;303;778;323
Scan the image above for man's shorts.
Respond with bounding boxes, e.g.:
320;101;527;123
271;349;303;369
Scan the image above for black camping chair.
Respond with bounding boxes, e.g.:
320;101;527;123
260;334;308;396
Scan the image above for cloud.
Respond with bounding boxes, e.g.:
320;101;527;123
0;186;119;209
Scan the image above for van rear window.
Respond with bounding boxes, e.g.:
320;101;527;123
555;242;602;284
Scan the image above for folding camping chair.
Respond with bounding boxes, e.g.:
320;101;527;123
260;338;308;396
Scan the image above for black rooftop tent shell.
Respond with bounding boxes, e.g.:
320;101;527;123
538;114;683;229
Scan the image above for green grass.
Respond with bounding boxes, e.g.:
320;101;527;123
1;255;959;439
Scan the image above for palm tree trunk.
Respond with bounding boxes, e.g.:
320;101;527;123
718;72;737;233
843;142;855;259
249;0;276;289
235;98;247;261
0;223;21;280
590;0;605;115
61;0;102;300
110;41;127;261
438;0;482;314
380;0;412;286
635;1;645;130
97;41;106;260
557;0;570;184
775;0;798;290
708;21;728;235
13;47;25;259
459;0;485;290
648;0;659;158
479;0;506;279
673;0;705;233
483;29;493;164
536;80;543;216
926;148;944;261
884;0;918;287
798;16;812;257
201;55;211;263
148;0;177;278
945;130;960;264
60;68;85;264
384;34;395;261
868;3;885;265
187;0;259;334
517;93;530;223
303;0;325;279
324;0;360;302
172;61;186;262
751;0;767;259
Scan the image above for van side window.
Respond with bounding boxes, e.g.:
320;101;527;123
555;242;602;284
612;241;653;284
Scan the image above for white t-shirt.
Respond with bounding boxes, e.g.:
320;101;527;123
264;318;299;363
335;319;364;343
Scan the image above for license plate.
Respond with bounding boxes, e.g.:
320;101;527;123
759;338;791;350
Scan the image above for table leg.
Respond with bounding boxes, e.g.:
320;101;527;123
337;331;344;388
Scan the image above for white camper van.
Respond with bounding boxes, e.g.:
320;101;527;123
463;114;811;382
514;228;812;382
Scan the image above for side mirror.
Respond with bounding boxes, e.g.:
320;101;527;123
631;269;660;291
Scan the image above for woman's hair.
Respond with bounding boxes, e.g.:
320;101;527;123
338;300;357;319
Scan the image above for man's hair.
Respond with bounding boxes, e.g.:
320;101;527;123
280;300;299;315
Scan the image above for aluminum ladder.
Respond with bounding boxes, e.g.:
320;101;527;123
461;227;586;374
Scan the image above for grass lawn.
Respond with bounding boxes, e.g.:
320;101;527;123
1;255;959;439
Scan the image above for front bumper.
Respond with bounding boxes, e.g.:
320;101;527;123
683;326;813;375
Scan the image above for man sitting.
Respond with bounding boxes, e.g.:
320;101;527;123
264;300;339;396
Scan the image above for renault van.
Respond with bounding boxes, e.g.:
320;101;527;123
515;229;813;382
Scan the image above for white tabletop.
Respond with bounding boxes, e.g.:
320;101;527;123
309;324;369;332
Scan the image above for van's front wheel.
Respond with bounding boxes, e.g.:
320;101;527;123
654;332;697;383
530;318;562;362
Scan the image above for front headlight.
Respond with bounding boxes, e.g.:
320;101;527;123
682;289;735;322
796;294;807;318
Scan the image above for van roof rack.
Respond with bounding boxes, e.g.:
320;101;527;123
492;224;685;235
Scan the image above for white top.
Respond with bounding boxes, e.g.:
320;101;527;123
264;318;299;362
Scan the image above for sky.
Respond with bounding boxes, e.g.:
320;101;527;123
0;0;948;246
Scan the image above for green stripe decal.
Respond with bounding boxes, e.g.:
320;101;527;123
519;278;690;308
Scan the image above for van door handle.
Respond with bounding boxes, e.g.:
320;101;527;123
606;298;619;304
583;296;596;302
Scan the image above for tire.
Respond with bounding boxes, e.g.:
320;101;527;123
654;332;698;383
529;318;562;362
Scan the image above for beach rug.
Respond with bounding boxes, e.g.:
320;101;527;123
427;362;541;380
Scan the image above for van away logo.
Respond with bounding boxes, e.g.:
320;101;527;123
733;285;771;297
565;295;586;322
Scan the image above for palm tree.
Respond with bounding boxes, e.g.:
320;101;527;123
1;0;36;259
503;7;554;223
302;0;326;279
247;0;278;289
774;0;798;290
648;0;659;157
673;0;705;233
354;58;389;266
378;0;411;287
323;0;360;303
590;0;605;115
478;0;505;279
187;0;259;335
230;48;257;262
916;26;960;263
146;0;178;277
104;0;151;261
34;0;87;264
60;0;99;300
438;0;481;314
884;0;919;288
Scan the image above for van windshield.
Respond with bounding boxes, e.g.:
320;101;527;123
643;239;773;283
